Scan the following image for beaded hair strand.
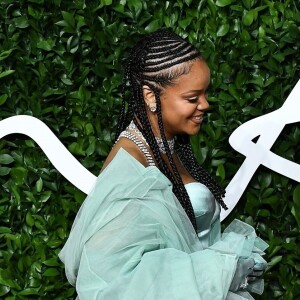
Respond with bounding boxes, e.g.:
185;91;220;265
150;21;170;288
115;29;227;229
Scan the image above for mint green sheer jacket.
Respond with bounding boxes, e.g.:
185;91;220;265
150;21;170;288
59;148;267;300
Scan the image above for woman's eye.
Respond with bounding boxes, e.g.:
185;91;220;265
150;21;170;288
187;97;198;103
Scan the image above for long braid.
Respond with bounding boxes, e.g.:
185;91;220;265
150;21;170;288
155;90;197;228
176;136;227;209
116;29;227;229
115;63;131;138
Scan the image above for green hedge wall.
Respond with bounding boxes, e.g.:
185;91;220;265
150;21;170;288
0;0;299;299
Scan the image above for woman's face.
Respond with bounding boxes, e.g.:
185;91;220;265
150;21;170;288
159;58;210;139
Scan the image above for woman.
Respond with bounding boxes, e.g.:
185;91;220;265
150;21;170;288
59;29;268;299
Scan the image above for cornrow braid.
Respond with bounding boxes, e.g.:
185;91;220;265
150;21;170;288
115;29;227;230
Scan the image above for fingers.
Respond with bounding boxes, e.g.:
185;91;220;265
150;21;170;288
253;262;267;271
251;270;264;277
244;258;255;276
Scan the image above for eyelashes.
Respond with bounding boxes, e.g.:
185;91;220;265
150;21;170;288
186;93;209;103
184;86;210;103
187;97;198;103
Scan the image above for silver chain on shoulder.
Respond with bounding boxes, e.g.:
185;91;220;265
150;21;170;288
117;130;156;166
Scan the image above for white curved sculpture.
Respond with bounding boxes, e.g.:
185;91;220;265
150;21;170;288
0;79;299;221
221;79;300;220
0;116;96;194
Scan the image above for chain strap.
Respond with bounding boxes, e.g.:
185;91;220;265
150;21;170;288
117;130;156;166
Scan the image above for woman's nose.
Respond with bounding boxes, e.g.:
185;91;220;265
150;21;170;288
197;95;209;111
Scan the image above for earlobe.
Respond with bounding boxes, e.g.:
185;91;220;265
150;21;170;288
142;85;157;112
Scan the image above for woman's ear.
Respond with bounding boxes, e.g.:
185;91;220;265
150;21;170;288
142;85;156;112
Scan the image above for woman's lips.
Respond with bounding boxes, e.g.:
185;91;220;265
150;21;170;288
190;115;204;124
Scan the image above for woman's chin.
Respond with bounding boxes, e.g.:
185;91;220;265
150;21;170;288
184;127;201;136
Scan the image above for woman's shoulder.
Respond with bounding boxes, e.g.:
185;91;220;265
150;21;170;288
101;137;148;171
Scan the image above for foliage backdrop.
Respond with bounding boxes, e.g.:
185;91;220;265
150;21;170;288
0;0;299;299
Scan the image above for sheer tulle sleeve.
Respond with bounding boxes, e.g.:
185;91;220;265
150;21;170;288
74;198;237;299
59;149;267;300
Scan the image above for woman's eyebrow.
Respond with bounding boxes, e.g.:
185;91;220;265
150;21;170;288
180;88;209;96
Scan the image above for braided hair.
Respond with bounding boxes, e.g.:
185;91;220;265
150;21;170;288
116;29;227;230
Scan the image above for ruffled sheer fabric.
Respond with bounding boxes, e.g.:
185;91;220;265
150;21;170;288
59;148;267;300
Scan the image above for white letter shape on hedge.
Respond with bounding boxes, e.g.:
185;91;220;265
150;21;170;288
0;80;299;221
220;79;300;220
0;115;96;194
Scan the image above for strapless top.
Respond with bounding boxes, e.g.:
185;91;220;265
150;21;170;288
185;182;221;248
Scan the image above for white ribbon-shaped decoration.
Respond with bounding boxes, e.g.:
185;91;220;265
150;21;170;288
0;115;96;194
0;80;299;221
221;79;300;220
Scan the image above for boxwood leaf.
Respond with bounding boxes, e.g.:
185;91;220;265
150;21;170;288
43;268;60;277
36;178;43;193
0;285;10;296
217;24;230;37
13;16;29;28
145;20;161;32
0;154;14;164
216;0;233;7
0;70;15;79
243;10;257;26
0;50;13;61
0;94;8;105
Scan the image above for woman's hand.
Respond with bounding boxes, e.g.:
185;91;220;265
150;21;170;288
229;258;255;292
230;257;267;292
